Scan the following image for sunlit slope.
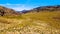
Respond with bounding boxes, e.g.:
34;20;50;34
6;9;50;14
22;11;60;29
0;11;60;34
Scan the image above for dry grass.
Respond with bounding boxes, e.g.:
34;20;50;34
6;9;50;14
0;11;60;34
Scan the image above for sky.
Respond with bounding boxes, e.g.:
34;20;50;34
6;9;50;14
0;0;60;11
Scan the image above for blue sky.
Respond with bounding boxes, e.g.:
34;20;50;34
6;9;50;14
0;0;60;11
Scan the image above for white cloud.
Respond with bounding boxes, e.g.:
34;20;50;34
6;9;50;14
11;7;31;11
0;3;25;11
0;3;31;11
12;7;25;11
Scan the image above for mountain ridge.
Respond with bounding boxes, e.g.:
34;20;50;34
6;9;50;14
19;5;60;13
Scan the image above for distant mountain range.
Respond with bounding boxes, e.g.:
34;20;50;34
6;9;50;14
0;5;60;16
33;5;60;11
20;5;60;13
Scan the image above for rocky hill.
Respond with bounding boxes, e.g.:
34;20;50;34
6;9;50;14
0;6;20;16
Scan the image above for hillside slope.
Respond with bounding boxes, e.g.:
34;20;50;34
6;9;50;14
0;11;60;34
0;6;20;16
